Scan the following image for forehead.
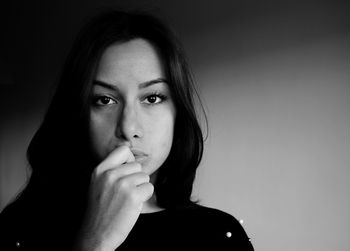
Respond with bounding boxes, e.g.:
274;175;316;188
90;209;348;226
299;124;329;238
95;38;166;85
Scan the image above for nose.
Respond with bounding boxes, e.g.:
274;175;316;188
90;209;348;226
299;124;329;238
115;103;143;141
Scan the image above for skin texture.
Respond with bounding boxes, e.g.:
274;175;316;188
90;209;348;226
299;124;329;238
89;38;176;178
78;39;176;251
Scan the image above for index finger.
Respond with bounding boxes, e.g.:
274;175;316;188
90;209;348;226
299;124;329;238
95;146;135;175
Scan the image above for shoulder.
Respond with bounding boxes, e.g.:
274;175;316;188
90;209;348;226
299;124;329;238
179;204;247;235
0;198;26;250
184;203;240;221
170;204;254;250
0;193;75;251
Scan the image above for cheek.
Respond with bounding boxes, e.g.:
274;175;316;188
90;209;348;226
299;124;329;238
160;121;174;149
89;112;115;159
147;112;175;158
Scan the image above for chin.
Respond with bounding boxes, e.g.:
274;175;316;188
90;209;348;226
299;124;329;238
141;162;159;176
142;165;156;176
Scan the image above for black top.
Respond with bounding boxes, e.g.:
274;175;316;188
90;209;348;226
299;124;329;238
118;205;254;250
0;202;254;251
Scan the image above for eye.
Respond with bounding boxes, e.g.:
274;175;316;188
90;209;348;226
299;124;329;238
142;94;166;105
93;96;117;106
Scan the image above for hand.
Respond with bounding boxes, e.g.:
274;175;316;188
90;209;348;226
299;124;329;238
76;146;154;251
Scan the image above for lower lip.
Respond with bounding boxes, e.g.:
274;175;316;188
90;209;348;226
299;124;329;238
135;155;148;163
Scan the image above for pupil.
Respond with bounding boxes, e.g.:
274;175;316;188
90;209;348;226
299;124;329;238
101;97;109;104
148;96;156;103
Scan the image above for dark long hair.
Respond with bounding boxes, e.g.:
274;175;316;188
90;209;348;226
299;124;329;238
21;10;205;218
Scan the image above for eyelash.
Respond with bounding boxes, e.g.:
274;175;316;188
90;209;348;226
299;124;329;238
91;92;168;107
91;96;116;106
142;92;168;105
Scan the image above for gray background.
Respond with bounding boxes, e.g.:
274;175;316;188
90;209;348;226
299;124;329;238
1;1;350;250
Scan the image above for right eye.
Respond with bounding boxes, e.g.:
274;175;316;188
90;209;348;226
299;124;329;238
92;96;117;106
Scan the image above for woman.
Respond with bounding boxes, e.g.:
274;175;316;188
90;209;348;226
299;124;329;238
0;10;254;250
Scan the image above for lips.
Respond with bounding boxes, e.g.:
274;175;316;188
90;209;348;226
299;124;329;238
131;149;148;162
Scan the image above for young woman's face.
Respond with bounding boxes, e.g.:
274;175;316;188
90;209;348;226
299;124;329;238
89;38;176;177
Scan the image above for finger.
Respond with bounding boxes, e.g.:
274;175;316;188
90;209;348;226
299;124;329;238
96;146;135;175
136;182;154;202
102;162;142;183
117;172;150;188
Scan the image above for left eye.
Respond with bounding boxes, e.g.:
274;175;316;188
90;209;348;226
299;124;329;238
142;94;164;104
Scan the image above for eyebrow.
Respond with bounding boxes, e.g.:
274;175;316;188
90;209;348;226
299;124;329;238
92;78;168;91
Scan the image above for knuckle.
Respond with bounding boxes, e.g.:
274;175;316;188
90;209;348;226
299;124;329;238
140;172;150;182
117;177;131;190
92;164;103;178
104;170;117;185
146;182;154;193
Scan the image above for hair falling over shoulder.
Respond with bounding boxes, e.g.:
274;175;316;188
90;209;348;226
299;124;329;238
19;10;207;218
